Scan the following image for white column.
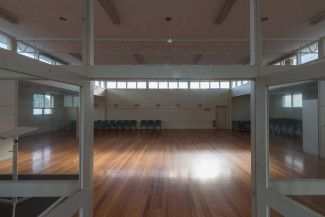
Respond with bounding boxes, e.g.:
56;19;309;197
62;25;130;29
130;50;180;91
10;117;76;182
80;0;94;216
319;81;325;158
250;0;264;216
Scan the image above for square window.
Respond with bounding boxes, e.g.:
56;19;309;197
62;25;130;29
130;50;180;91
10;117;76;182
220;82;230;89
107;81;117;89
190;82;200;89
200;82;209;89
178;82;188;89
148;82;158;89
117;82;127;89
159;82;168;89
127;82;137;89
137;82;147;89
210;82;219;89
168;82;178;89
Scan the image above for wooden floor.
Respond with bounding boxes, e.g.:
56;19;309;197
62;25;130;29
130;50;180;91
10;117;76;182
0;130;325;217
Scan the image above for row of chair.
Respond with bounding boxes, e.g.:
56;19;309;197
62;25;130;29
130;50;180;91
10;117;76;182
94;120;162;130
269;118;302;139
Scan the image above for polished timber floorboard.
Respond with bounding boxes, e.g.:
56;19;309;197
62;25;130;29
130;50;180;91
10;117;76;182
0;130;325;217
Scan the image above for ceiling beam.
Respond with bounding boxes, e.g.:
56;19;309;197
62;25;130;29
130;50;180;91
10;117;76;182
215;0;236;25
0;6;18;24
98;0;120;25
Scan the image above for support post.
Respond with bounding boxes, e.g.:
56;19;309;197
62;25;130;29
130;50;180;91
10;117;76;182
250;0;263;216
80;0;94;216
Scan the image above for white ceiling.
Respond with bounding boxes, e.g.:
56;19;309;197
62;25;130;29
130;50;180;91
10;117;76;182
0;0;324;65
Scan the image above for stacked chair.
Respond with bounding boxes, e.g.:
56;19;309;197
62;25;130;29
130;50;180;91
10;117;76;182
94;120;162;130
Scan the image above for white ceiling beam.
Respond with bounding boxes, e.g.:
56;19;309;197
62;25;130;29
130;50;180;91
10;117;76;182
0;180;79;197
84;65;258;80
270;179;325;196
0;49;86;86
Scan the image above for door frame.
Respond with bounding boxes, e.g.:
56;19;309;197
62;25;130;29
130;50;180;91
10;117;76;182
251;66;325;217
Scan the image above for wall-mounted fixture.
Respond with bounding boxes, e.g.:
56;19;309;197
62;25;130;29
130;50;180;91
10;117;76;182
0;6;18;24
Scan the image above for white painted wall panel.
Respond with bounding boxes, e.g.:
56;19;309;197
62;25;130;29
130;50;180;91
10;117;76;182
0;81;17;162
94;89;230;129
302;99;318;156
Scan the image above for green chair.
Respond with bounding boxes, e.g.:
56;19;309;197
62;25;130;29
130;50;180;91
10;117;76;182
104;120;110;130
154;120;162;129
140;120;147;129
147;120;154;130
122;120;130;130
109;120;116;130
116;120;123;130
130;120;137;129
94;120;101;130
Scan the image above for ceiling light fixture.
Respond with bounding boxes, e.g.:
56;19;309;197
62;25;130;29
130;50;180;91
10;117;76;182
0;6;18;24
310;10;325;25
98;0;120;25
59;17;67;21
215;0;236;25
165;17;172;22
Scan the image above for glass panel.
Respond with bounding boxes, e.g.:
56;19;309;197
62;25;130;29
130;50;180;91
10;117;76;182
178;82;188;89
168;82;178;89
44;95;53;108
0;33;9;50
137;82;146;89
127;82;136;89
33;94;44;108
220;82;230;89
200;82;209;89
107;81;117;89
190;82;200;89
44;108;53;115
33;109;43;115
159;82;168;89
268;80;325;179
210;82;219;89
117;82;127;89
148;82;158;89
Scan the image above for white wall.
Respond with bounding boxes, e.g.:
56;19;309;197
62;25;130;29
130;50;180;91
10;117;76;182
0;81;17;162
319;81;325;157
231;95;251;121
94;89;231;129
18;81;78;134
